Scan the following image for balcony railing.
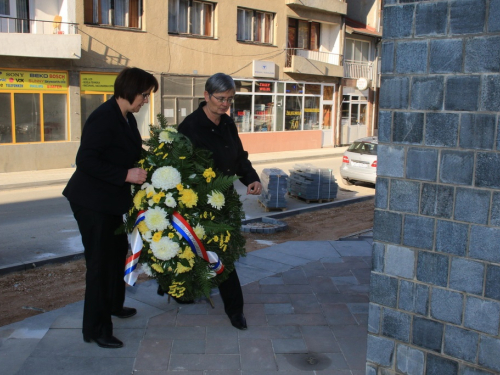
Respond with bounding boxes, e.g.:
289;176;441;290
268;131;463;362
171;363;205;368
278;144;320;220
0;16;78;35
285;48;343;67
343;60;373;80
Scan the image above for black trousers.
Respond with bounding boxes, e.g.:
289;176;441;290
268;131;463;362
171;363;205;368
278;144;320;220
70;202;128;338
219;269;244;317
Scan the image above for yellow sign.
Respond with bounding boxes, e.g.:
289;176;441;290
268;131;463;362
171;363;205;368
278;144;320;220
286;111;301;116
81;73;117;92
304;108;320;113
0;69;68;91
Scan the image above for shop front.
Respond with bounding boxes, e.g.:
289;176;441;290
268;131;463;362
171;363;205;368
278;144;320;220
161;74;337;153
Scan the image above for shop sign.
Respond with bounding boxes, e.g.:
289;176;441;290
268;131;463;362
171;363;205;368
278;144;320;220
305;108;320;113
286;111;301;116
81;73;117;92
256;81;273;92
0;69;68;91
253;60;276;78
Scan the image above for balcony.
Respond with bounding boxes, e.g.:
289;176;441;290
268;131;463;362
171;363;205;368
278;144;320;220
285;0;347;16
285;48;344;78
0;16;81;59
343;61;374;80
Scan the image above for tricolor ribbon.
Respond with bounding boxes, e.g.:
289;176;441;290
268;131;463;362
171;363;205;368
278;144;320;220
171;211;224;274
124;210;146;286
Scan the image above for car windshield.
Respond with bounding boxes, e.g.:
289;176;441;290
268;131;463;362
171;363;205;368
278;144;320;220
347;141;377;155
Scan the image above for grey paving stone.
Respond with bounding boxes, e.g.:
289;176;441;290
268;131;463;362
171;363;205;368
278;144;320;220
17;356;135;375
331;276;359;286
450;0;486;35
305;275;337;294
0;338;40;375
393;112;424;145
272;241;341;260
376;144;405;178
259;283;313;295
272;338;308;353
464;297;500;335
430;288;464;325
420;183;454;218
449;257;485;295
282;268;308;284
259;275;284;285
382;308;411;342
329;240;373;257
412;317;443;352
300;326;341;353
267;313;327;326
237;254;293;273
396;343;424;375
435;220;468;256
478;335;500;372
238;325;302;340
125;279;177;310
370;273;398;308
172;339;205;354
144;326;206;340
385;245;415;279
176;303;209;315
265;303;294;315
275;352;349;372
403;215;435;250
398;280;429;316
176;313;230;328
289;294;322;314
373;210;402;244
443;325;478;363
337;336;367;370
206;337;239;354
240;338;277;371
417;251;449;287
134;339;172;371
248;248;314;267
244;293;290;304
322;304;358;326
235;262;278;285
169;353;241;371
366;334;394;367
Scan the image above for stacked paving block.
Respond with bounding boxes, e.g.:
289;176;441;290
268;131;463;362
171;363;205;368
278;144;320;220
287;164;338;201
258;168;288;210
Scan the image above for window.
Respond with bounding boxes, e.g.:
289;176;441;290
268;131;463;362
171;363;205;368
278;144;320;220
288;18;320;50
237;8;273;44
345;39;370;62
168;0;213;37
0;0;10;15
84;0;142;29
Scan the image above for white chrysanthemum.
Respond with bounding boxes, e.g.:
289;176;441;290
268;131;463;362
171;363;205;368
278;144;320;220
141;182;156;195
144;206;169;231
151;166;182;191
131;185;135;194
143;231;153;243
164;193;177;208
207;190;225;210
159;131;174;144
148;198;155;207
150;237;180;261
141;263;153;277
194;224;205;239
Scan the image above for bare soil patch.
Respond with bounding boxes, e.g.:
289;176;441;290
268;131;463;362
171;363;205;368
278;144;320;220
0;199;374;327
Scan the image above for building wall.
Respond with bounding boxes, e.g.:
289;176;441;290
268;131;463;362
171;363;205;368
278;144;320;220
368;1;500;374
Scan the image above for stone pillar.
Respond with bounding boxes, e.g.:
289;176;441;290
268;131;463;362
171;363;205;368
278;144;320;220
367;1;500;374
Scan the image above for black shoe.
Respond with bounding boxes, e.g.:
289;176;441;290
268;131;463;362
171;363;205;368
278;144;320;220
83;334;123;349
157;285;165;296
230;313;247;330
111;307;137;319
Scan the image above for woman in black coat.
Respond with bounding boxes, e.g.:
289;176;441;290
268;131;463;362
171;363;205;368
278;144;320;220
177;73;262;330
63;67;158;348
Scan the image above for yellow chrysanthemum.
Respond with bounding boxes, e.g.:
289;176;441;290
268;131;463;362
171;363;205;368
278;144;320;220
137;221;149;234
159;131;174;144
153;191;165;204
151;263;164;273
152;231;163;242
207;190;225;210
179;188;198;208
175;262;192;274
179;247;195;260
203;168;216;183
133;190;146;210
176;183;184;191
168;232;175;239
179;156;186;160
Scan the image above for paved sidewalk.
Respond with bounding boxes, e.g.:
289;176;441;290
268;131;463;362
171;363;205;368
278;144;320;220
0;232;373;375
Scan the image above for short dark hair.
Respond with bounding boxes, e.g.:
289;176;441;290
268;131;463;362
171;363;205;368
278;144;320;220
114;67;159;104
205;73;235;95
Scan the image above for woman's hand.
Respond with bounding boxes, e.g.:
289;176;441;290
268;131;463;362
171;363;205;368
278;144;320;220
247;181;262;195
126;167;147;185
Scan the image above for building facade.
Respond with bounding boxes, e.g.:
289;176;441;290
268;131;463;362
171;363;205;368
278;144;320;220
0;0;380;172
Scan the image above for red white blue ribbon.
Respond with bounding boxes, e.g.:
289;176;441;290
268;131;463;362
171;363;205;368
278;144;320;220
171;211;224;274
124;210;146;286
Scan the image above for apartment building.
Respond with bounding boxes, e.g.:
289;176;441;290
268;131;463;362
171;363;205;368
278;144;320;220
0;0;380;172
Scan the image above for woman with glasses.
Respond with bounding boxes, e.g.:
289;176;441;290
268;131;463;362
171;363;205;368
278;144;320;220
174;72;262;330
63;67;158;348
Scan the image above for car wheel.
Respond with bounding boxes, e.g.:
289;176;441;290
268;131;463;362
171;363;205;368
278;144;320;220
343;178;355;186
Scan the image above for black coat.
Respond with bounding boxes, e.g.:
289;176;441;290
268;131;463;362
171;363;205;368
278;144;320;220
177;102;259;186
63;97;142;215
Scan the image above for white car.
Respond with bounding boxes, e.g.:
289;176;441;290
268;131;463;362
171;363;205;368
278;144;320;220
340;136;377;185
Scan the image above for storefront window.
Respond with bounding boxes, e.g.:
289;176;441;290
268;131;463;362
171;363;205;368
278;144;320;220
43;94;67;141
304;97;320;130
233;95;252;132
323;86;333;101
286;82;303;94
235;80;252;93
285;96;302;131
81;94;106;129
255;81;274;93
305;84;321;95
254;95;274;132
0;93;12;144
15;93;41;143
322;105;332;129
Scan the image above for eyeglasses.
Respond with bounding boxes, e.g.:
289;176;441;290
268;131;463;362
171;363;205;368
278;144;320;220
211;95;234;104
141;92;151;100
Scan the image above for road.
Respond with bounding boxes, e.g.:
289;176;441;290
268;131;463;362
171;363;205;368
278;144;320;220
0;156;375;272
